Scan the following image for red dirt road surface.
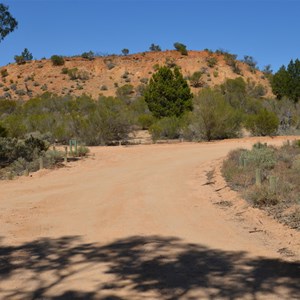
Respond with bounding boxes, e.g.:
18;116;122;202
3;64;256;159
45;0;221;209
0;137;299;299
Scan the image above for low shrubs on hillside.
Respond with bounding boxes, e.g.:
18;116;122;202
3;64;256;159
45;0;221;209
222;142;300;230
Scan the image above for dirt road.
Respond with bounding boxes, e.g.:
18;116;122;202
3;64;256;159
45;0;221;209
0;137;299;299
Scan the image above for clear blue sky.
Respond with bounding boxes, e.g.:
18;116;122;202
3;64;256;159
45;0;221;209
1;0;299;71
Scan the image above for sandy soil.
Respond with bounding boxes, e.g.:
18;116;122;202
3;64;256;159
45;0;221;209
0;137;299;300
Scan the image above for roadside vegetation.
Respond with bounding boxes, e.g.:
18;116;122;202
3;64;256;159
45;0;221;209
222;141;300;230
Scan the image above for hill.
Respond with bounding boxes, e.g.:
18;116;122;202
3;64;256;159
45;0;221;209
0;50;272;100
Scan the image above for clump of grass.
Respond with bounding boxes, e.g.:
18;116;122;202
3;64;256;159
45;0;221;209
222;141;300;230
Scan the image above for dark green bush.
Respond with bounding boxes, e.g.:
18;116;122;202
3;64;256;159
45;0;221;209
173;42;188;55
51;55;65;66
245;109;279;136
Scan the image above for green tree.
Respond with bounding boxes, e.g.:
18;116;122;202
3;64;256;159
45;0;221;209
0;4;18;42
14;48;33;64
144;66;193;118
173;42;188;55
22;48;33;61
149;43;161;52
192;88;242;141
271;59;300;102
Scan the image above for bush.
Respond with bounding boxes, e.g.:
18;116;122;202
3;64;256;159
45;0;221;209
206;57;217;68
1;69;8;77
189;71;204;88
81;51;94;60
245;109;279;136
149;43;161;52
174;42;188;55
191;89;242;141
51;55;65;66
14;55;25;65
116;84;134;102
77;145;90;157
149;117;182;141
137;114;155;130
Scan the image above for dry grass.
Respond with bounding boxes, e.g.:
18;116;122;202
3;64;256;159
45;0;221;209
222;141;300;230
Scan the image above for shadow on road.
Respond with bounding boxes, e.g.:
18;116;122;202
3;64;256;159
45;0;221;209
0;235;299;299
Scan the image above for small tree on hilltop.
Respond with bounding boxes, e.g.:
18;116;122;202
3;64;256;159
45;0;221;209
173;42;188;55
149;43;161;52
22;48;33;61
144;66;193;118
121;48;129;56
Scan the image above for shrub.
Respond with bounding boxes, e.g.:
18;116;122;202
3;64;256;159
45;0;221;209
206;57;217;68
51;55;65;66
81;51;94;60
149;43;161;52
137;114;155;130
140;78;148;84
189;71;204;88
191;88;242;141
245;109;279;136
14;55;25;65
100;85;108;91
149;117;182;141
61;67;69;74
1;69;8;77
173;42;188;55
116;84;134;102
121;48;129;56
67;68;89;80
77;145;90;156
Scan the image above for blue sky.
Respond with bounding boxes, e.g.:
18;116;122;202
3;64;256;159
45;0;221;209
1;0;299;72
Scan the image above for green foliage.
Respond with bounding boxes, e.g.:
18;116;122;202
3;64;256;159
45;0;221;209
149;116;182;141
206;56;217;68
67;68;89;80
191;88;242;141
1;68;8;77
22;48;33;61
116;84;134;102
51;55;65;66
222;143;300;229
144;66;193;118
271;59;300;102
0;136;48;168
189;71;204;88
81;51;94;60
220;77;247;109
14;55;25;65
149;43;161;52
137;114;155;130
173;42;188;55
245;109;279;136
0;4;18;42
242;55;258;72
121;48;129;56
